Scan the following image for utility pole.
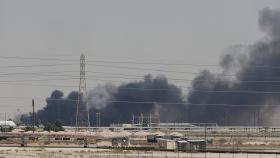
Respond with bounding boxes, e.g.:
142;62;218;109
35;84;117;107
4;113;6;133
253;109;256;127
149;113;152;127
32;99;35;134
96;112;100;127
132;114;135;125
204;124;207;158
140;113;144;126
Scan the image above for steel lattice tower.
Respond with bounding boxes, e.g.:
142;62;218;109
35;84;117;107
75;54;90;131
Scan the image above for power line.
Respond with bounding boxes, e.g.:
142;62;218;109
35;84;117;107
3;55;280;70
0;63;78;69
0;78;79;83
1;81;280;95
3;72;280;86
2;70;280;88
86;74;280;83
1;57;280;81
87;59;217;67
87;63;226;75
2;71;280;95
3;56;280;87
2;56;280;95
2;77;280;94
85;71;280;82
86;63;280;79
0;63;278;83
0;106;29;108
0;82;76;88
0;62;213;77
0;71;79;76
0;55;215;67
0;55;76;62
0;77;131;83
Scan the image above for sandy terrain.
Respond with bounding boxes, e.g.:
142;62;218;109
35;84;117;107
0;147;279;158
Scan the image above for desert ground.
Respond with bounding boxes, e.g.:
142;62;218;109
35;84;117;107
0;147;279;158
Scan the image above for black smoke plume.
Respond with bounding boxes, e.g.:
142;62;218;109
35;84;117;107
22;75;185;126
95;74;185;125
187;8;280;126
35;90;79;126
21;8;280;126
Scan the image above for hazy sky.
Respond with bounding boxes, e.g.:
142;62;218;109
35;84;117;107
0;0;280;118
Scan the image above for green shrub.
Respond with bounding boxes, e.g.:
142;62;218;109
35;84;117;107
43;121;64;132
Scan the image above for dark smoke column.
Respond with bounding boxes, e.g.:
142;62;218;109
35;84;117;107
186;8;280;126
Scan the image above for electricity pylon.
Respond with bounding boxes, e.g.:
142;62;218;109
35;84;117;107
75;54;90;131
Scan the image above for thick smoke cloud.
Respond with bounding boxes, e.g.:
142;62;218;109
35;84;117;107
34;90;79;126
87;83;117;109
97;74;185;125
23;75;185;126
259;8;280;41
21;8;280;126
187;8;280;126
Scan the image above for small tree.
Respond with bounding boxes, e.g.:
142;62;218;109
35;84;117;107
43;121;64;132
24;125;34;132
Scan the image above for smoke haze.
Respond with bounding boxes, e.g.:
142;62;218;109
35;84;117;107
187;8;280;126
21;8;280;126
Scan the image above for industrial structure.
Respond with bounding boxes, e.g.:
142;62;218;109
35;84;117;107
1;54;279;155
132;113;160;127
75;54;90;131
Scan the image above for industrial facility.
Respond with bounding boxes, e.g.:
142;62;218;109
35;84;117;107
0;54;278;155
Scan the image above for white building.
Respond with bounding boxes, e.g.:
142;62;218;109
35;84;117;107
0;120;17;128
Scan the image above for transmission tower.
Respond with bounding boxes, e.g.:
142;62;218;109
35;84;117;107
75;54;90;131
